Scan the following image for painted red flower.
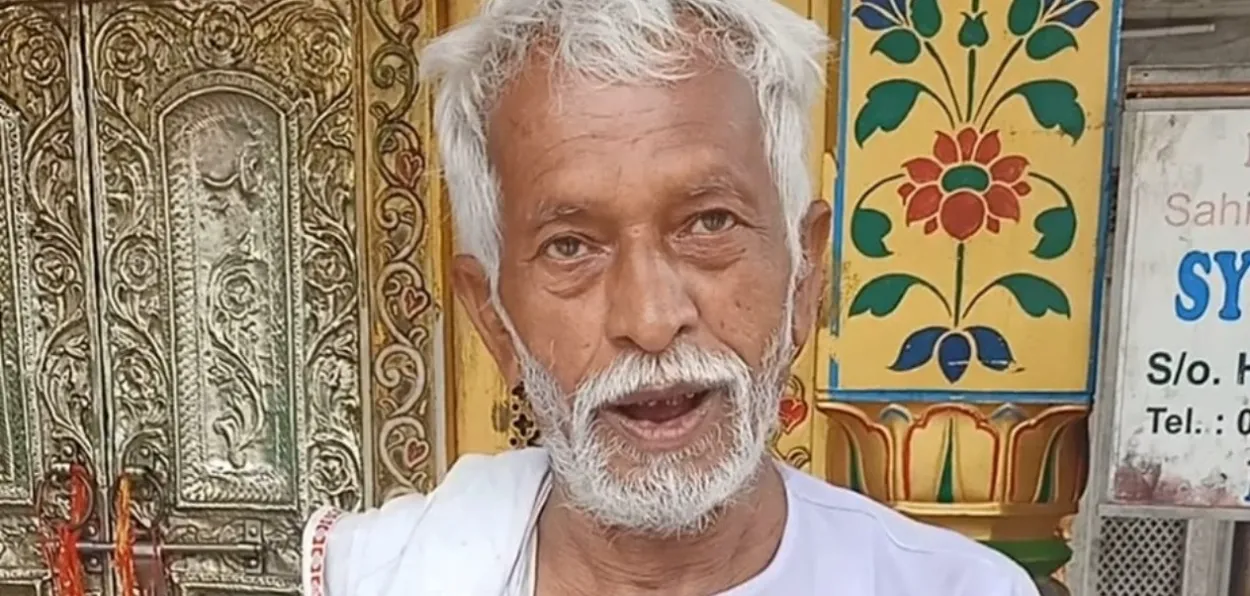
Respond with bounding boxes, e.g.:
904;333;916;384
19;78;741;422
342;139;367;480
778;395;809;434
896;127;1032;240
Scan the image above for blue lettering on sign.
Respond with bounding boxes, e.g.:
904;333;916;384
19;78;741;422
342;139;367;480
1175;250;1250;321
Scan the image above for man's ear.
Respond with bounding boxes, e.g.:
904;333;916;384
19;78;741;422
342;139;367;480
452;255;521;386
791;199;832;349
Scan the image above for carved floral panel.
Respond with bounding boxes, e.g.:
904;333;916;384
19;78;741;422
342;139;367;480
359;0;443;501
85;0;363;589
0;2;107;592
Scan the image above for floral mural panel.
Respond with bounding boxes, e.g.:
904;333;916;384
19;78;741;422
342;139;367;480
822;0;1121;401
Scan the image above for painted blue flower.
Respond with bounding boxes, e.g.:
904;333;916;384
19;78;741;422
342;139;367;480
889;326;946;371
889;325;1017;383
853;0;907;31
1044;0;1098;28
965;326;1015;371
936;332;972;382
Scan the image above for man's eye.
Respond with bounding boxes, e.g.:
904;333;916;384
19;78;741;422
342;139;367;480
544;237;588;260
689;210;737;235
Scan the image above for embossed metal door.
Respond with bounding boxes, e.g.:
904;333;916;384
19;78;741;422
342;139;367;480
0;3;113;594
81;0;368;592
3;0;453;591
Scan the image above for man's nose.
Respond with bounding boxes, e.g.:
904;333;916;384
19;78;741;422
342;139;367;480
604;247;698;354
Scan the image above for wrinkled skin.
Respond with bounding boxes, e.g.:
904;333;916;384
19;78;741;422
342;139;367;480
454;54;832;595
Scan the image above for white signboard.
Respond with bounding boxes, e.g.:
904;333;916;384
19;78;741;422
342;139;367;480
1108;104;1250;511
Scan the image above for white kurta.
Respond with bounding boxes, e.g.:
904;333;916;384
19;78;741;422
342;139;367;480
300;448;1039;595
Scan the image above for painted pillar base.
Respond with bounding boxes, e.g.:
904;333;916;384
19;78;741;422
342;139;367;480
985;539;1071;595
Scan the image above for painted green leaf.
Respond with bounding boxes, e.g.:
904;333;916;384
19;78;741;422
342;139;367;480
851;207;894;258
936;422;956;503
1035;435;1061;502
847;439;865;494
911;0;943;38
994;273;1071;317
854;79;924;146
1012;80;1085;142
1032;205;1077;259
1007;0;1042;36
871;29;921;64
848;273;926;317
1025;24;1078;60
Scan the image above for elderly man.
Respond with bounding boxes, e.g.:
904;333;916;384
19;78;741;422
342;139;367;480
301;0;1039;594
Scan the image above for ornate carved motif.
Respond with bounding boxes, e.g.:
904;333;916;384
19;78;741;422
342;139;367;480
0;3;106;589
361;0;440;500
86;0;363;588
503;385;541;449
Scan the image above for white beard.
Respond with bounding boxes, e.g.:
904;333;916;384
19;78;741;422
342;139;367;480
515;311;796;537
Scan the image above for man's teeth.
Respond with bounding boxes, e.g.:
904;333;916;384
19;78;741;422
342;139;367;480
637;393;697;408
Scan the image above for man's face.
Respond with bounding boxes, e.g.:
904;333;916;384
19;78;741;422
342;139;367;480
457;57;829;534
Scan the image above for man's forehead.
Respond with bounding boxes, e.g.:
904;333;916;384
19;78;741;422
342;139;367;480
521;149;756;223
528;142;750;195
482;50;771;224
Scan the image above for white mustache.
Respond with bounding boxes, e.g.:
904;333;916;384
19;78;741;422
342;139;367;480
569;343;752;413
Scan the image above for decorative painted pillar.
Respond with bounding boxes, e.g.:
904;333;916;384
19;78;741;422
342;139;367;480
819;0;1121;591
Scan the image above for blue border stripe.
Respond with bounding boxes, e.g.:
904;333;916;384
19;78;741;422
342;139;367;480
1084;0;1126;396
825;0;855;390
828;390;1093;404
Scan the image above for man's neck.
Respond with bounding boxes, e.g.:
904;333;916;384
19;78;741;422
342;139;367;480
533;462;788;596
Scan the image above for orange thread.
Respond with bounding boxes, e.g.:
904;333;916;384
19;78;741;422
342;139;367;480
114;474;137;596
41;464;90;596
64;464;89;596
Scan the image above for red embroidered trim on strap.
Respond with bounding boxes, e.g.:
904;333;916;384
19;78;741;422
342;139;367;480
302;507;345;596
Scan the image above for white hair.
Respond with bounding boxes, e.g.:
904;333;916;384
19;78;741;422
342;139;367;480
419;0;830;287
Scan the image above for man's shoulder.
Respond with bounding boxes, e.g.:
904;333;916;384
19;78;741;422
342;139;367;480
301;448;551;596
301;494;430;596
310;447;548;530
781;467;1038;594
782;466;1008;559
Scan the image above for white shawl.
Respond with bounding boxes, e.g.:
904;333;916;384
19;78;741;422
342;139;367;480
301;448;551;596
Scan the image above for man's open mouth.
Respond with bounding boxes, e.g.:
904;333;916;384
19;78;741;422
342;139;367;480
599;383;719;447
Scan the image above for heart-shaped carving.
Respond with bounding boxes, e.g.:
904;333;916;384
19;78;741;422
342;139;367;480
778;396;809;435
400;437;430;469
394;149;423;189
392;0;422;22
396;285;430;318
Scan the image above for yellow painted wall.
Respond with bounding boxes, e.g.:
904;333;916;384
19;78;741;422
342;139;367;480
819;0;1116;402
811;0;1117;566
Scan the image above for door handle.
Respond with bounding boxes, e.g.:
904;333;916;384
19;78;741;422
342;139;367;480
73;527;267;590
76;518;268;594
91;468;269;595
73;512;265;566
34;462;96;596
74;540;264;558
103;467;265;562
34;462;98;531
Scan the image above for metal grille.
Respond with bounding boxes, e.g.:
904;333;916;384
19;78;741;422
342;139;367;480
1095;516;1187;596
